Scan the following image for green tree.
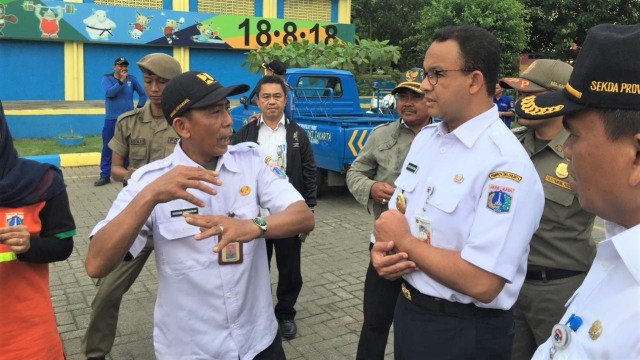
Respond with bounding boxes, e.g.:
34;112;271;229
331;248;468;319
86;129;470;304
524;0;640;60
407;0;530;77
351;0;427;70
242;38;400;82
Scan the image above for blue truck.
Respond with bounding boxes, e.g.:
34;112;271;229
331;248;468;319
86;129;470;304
230;68;398;191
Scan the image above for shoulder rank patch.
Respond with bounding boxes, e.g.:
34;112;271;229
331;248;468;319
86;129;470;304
487;184;514;213
489;171;522;183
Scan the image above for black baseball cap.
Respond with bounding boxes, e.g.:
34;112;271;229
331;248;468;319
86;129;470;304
161;71;249;124
262;60;287;75
392;68;426;94
114;57;129;66
515;23;640;120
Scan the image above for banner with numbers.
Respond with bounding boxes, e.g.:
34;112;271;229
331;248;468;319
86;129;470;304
0;0;355;49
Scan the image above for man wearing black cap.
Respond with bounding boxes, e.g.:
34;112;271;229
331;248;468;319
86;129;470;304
514;23;640;359
500;59;596;360
95;56;147;187
82;53;182;360
85;71;314;359
347;68;430;359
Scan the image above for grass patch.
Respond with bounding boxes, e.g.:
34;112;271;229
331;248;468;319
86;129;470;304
14;135;103;156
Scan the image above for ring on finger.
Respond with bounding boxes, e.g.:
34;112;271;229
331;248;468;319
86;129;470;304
217;224;224;235
381;199;387;205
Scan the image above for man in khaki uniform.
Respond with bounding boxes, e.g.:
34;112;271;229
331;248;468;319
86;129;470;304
499;59;596;360
82;53;182;360
346;68;430;360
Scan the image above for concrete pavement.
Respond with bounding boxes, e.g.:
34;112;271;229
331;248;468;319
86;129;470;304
53;165;606;360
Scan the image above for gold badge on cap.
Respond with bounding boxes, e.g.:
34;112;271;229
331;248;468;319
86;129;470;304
589;320;603;340
454;174;464;184
240;185;251;196
555;163;569;179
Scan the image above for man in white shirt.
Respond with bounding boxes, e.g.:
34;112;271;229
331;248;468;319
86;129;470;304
515;23;640;359
85;71;314;359
371;25;544;359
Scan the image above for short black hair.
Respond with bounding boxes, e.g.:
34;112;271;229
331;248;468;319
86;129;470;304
596;109;640;141
255;75;288;97
431;25;500;98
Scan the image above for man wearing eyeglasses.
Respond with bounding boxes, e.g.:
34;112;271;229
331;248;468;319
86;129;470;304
500;59;596;360
371;25;544;358
347;68;431;360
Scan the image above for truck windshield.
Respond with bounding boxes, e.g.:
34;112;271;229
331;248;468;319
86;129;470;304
294;76;343;98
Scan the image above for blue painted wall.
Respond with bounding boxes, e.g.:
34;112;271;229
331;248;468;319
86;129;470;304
0;39;64;100
84;43;171;101
190;48;262;96
6;113;104;138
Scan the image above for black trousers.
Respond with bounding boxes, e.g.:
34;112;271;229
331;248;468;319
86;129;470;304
253;331;286;360
266;236;303;320
394;292;514;360
356;244;403;360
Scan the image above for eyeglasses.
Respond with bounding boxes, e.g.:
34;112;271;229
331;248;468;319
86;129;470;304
425;69;473;86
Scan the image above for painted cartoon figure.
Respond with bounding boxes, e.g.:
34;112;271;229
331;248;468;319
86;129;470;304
0;4;19;37
83;9;116;40
161;17;183;44
128;10;152;40
191;20;224;43
34;4;62;38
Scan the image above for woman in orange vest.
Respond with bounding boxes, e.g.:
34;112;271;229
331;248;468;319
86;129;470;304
0;100;76;360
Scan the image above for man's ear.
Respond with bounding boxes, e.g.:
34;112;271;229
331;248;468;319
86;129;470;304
468;70;485;95
172;117;190;139
631;133;640;187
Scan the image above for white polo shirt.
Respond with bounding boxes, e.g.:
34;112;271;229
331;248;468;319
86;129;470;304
91;142;303;359
392;106;544;310
533;223;640;359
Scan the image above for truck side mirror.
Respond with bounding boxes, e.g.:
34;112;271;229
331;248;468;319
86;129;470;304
239;96;248;108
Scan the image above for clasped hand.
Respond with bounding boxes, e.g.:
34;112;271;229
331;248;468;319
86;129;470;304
0;225;31;254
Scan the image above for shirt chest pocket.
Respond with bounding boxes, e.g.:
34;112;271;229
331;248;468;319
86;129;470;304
129;144;148;161
395;172;465;215
377;139;404;174
542;178;575;207
156;218;215;276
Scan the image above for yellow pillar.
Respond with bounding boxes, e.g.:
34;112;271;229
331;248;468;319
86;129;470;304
64;42;84;100
338;0;351;23
63;0;84;100
173;0;190;71
262;0;276;18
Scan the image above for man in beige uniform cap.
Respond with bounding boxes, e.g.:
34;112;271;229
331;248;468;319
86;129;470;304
499;59;596;360
82;52;182;360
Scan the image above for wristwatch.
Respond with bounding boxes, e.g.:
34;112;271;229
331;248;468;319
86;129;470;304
252;217;267;236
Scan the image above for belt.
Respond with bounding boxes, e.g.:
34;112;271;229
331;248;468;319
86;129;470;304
525;269;585;281
401;282;509;317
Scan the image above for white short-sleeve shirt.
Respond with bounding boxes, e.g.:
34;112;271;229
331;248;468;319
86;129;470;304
532;223;640;359
91;142;304;359
392;106;544;310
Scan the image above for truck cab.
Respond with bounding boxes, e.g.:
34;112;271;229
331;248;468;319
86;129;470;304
231;68;398;192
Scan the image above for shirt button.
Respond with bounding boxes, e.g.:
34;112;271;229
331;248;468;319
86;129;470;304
439;147;446;153
226;292;233;298
231;323;238;329
599;261;609;270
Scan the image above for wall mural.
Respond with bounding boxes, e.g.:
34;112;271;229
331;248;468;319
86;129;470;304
0;0;355;49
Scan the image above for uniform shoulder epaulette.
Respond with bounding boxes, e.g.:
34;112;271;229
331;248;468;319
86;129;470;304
372;121;393;132
511;126;528;135
132;157;174;181
117;107;142;122
230;142;261;154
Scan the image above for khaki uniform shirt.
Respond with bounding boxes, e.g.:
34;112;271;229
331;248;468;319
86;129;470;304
108;103;179;169
516;127;596;272
346;120;417;220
